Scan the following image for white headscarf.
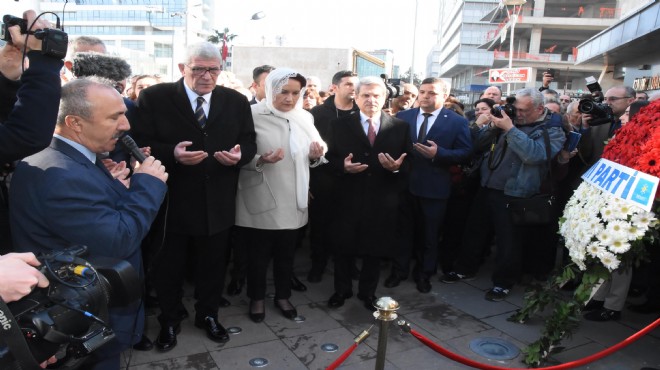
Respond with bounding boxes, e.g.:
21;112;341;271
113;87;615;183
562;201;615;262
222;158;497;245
264;68;327;209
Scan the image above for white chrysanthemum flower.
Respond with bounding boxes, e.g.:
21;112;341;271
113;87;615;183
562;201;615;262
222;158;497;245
607;238;631;254
596;230;613;244
597;251;621;271
586;243;605;257
626;224;647;239
632;213;653;228
606;220;629;237
617;202;634;217
600;206;618;222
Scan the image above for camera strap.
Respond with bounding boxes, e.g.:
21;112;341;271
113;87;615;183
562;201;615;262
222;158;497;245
0;298;43;370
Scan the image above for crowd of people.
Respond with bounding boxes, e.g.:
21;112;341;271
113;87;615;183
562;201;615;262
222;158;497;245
1;9;659;370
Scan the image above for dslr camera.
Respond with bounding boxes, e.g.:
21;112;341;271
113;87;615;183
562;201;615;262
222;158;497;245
1;14;68;59
0;246;141;369
491;96;517;118
577;76;616;126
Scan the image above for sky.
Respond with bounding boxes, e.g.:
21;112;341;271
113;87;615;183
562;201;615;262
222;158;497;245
213;0;440;77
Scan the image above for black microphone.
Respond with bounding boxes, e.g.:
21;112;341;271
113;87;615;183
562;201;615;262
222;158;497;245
119;134;147;163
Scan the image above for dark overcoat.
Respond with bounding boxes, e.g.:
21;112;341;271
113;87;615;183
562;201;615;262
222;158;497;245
134;79;257;236
324;113;412;257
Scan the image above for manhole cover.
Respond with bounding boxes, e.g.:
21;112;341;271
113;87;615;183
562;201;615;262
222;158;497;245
249;357;269;367
469;337;520;360
321;343;339;352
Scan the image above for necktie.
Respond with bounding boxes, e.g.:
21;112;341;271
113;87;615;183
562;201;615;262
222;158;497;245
195;96;206;128
418;113;432;143
367;118;376;146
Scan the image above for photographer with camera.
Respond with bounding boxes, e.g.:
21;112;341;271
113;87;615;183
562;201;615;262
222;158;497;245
441;88;565;301
579;85;635;168
9;77;168;369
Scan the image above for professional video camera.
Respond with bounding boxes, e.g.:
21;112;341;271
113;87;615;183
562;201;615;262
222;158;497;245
577;76;616;127
0;246;141;369
1;14;68;59
491;96;517;118
380;74;402;109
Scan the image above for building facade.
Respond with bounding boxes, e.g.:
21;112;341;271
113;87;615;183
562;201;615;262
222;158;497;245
429;0;622;103
37;0;214;81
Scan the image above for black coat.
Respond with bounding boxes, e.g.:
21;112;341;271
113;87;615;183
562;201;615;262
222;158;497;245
325;112;412;257
134;79;256;236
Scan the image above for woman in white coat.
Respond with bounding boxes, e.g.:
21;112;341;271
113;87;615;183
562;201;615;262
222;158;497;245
235;68;326;322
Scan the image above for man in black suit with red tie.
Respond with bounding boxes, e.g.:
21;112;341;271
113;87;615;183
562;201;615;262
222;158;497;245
325;76;412;311
134;42;256;351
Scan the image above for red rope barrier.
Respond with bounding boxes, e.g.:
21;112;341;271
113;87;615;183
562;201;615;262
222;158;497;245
409;316;660;369
326;342;358;370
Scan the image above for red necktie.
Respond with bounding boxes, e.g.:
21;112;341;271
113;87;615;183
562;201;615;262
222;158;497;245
367;118;376;146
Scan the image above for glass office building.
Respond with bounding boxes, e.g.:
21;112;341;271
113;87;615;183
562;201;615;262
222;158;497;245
40;0;214;80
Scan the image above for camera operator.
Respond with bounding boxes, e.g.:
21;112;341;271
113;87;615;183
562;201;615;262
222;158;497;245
579;85;635;168
0;10;63;256
441;88;565;301
0;10;62;163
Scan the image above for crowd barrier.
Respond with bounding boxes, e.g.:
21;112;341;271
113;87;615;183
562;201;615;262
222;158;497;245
326;296;660;370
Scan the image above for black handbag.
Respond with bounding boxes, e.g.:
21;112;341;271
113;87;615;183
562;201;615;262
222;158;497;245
506;126;556;226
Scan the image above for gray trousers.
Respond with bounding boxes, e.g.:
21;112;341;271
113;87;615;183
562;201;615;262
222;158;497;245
592;268;633;311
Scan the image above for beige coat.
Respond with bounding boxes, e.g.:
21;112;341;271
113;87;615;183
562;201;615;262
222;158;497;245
235;103;323;230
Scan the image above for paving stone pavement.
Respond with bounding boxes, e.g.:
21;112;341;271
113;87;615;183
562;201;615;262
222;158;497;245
121;245;660;370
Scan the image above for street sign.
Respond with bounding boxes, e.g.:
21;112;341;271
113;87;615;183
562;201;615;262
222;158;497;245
488;67;532;84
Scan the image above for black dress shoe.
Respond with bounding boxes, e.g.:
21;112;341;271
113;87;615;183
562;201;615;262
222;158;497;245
328;292;353;308
133;334;153;351
290;276;307;292
195;316;230;343
249;300;265;323
274;299;298;320
155;323;180;352
584;308;621;322
226;278;244;296
416;278;432;293
357;294;377;312
384;274;403;288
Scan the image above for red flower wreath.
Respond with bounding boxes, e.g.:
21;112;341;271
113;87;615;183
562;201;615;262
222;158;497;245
602;99;660;179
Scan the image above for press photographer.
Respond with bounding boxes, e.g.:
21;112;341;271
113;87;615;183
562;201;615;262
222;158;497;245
442;88;565;302
579;82;635;168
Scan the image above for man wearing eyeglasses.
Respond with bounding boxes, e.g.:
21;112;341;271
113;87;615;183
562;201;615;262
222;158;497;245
580;85;635;167
133;42;256;351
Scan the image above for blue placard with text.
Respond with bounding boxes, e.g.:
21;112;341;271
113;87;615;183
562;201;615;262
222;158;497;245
582;158;659;212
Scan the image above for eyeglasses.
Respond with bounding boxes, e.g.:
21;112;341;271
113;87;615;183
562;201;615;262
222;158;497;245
186;65;221;77
604;96;631;102
560;99;571;103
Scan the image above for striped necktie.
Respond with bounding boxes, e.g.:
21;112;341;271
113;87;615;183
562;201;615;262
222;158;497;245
195;96;206;128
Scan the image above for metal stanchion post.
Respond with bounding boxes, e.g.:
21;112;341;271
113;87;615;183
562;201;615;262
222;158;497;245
372;297;400;370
